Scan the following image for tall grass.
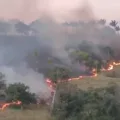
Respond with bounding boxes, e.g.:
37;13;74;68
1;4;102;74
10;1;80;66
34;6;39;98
0;108;52;120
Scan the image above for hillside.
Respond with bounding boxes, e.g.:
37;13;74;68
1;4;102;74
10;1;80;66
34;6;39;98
1;66;120;120
70;66;120;90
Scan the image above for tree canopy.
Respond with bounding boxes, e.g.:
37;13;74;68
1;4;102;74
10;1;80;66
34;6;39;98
6;83;36;104
48;67;71;84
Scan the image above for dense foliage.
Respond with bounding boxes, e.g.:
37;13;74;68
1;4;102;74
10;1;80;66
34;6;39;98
53;83;120;120
5;83;36;104
47;67;71;83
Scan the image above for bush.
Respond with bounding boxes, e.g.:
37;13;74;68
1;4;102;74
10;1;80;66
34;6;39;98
6;83;37;105
48;67;71;83
53;83;120;120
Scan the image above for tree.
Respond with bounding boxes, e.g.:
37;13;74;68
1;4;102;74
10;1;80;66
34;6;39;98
0;72;6;90
104;46;114;60
94;60;99;72
115;26;120;32
98;19;106;25
110;20;118;27
48;67;71;111
48;67;71;84
0;72;6;102
71;50;89;64
6;83;36;104
84;57;94;69
70;49;103;72
15;21;30;35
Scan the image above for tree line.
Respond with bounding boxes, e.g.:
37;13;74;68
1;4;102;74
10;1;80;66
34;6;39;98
0;19;119;35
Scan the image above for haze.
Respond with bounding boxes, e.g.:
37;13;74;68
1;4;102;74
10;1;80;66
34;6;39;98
0;0;119;23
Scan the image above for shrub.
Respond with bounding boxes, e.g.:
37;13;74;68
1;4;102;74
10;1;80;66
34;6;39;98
53;83;120;120
6;83;37;105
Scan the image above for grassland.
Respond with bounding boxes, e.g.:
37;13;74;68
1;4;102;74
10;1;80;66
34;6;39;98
1;66;120;120
0;108;52;120
71;66;120;90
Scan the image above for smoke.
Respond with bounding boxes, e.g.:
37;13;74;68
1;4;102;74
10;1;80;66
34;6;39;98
0;36;52;97
0;0;96;23
64;0;96;22
0;0;120;23
0;64;51;98
0;0;120;99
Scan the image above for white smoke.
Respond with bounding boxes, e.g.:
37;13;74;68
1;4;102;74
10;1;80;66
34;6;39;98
0;0;119;101
0;64;51;98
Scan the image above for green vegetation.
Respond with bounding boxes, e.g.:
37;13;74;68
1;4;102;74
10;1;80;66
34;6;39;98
6;83;36;104
47;67;71;83
70;49;102;72
53;83;120;120
1;18;120;120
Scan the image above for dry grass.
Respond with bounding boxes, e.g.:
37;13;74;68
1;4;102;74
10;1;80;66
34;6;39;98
0;108;52;120
70;66;120;90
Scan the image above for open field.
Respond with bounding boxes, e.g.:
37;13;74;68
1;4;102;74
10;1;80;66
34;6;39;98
0;108;52;120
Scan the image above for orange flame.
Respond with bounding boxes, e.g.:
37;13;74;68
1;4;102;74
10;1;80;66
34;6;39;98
113;62;120;65
107;64;113;71
46;61;120;90
0;101;22;110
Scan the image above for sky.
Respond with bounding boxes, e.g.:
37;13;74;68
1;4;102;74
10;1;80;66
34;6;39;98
0;0;120;23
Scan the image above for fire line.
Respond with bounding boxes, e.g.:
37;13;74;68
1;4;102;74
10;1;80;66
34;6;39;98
46;61;120;91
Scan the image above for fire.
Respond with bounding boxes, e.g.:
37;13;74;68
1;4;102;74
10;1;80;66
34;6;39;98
0;100;22;110
46;61;120;90
91;68;97;77
107;64;113;71
45;61;120;107
113;62;120;65
0;62;119;110
46;79;55;90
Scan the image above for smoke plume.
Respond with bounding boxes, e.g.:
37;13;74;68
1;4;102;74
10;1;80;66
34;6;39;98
0;0;96;23
0;1;120;99
0;64;51;98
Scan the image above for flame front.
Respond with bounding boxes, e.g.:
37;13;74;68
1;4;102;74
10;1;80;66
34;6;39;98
1;61;117;110
113;62;120;65
0;101;22;110
46;61;120;90
107;64;114;71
